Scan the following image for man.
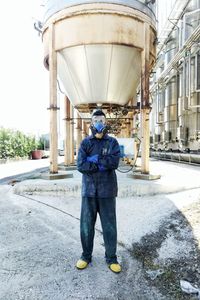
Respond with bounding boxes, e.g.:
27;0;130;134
76;109;121;273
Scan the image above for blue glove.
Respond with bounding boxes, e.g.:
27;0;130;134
98;163;106;172
86;154;99;164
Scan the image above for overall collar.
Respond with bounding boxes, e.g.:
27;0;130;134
89;134;109;140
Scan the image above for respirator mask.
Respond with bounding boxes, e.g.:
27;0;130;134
90;115;108;139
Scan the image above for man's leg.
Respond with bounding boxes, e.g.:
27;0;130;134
98;197;118;264
80;197;97;263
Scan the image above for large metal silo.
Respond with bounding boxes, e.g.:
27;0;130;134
42;0;157;174
42;0;156;112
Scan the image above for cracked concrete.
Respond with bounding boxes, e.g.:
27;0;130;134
0;159;200;299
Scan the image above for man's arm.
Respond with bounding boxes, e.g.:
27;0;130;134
77;140;99;173
98;138;120;170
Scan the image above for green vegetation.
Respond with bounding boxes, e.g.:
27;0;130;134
0;127;43;159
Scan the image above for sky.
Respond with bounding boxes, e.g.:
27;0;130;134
0;1;51;136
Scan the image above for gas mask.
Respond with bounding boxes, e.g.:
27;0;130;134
90;115;108;139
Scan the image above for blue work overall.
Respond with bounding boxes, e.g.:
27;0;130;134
77;134;120;264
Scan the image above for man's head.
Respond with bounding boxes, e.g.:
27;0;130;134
91;109;107;139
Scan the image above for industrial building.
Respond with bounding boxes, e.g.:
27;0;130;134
150;0;200;164
40;0;200;175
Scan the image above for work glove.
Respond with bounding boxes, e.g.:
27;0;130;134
86;154;99;164
98;163;106;172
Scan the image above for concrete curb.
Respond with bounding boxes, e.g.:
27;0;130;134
13;176;200;197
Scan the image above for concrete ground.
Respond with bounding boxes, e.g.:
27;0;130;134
0;159;200;299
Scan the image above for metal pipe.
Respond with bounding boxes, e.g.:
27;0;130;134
176;72;179;122
184;8;200;17
156;0;191;56
188;105;200;108
183;8;200;43
70;103;75;164
151;23;200;92
156;85;159;124
183;13;187;44
179;20;183;49
183;56;187;110
195;52;200;92
188;51;200;108
164;69;177;85
188;50;192;107
182;57;188;110
49;23;58;174
64;97;71;165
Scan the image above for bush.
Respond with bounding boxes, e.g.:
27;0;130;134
0;127;39;159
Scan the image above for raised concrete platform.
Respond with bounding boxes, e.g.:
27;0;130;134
127;173;161;180
41;171;73;180
13;159;200;197
58;165;77;171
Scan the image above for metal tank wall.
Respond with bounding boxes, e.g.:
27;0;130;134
42;0;156;115
163;29;178;148
164;75;178;145
150;0;200;153
164;30;178;69
183;0;200;43
44;0;156;21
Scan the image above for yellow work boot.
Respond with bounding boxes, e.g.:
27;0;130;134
109;263;122;273
76;259;88;270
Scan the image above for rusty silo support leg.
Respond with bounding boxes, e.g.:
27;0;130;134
76;114;82;157
140;108;150;174
141;23;150;175
81;120;85;139
70;102;75;164
64;96;71;166
133;114;138;162
126;118;131;138
49;23;58;174
86;121;89;136
82;120;87;139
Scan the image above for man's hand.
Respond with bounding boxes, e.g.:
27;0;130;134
86;154;99;164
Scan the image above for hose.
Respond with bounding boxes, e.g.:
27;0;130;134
117;138;141;173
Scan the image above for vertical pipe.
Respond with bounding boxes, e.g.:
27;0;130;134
82;120;87;139
64;96;71;165
70;103;75;164
49;23;58;173
141;109;150;173
76;114;82;157
156;85;160;124
84;121;89;136
133;114;138;161
188;50;191;107
141;23;150;174
183;56;187;110
126;119;131;137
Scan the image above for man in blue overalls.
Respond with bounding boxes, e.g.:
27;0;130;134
76;109;121;273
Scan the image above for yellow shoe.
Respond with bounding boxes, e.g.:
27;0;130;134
76;259;88;270
109;263;122;273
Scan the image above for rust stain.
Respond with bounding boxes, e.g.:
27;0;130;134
141;60;150;108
